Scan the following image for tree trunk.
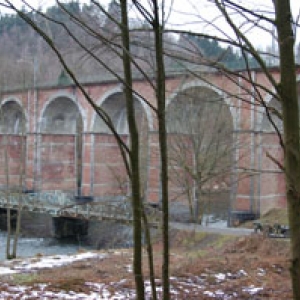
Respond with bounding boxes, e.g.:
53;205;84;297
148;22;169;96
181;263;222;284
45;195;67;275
4;136;12;259
142;209;158;300
152;1;170;298
120;2;145;299
12;132;26;258
76;117;83;197
274;1;300;298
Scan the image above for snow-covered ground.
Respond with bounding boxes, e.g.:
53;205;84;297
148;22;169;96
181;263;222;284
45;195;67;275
0;251;265;299
0;252;105;275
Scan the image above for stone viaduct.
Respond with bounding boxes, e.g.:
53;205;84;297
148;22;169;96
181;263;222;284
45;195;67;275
0;67;297;221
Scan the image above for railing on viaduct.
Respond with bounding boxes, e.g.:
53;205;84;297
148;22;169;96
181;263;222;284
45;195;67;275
0;191;161;225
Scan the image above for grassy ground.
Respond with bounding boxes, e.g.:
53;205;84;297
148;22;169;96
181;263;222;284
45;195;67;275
0;208;292;298
0;227;293;299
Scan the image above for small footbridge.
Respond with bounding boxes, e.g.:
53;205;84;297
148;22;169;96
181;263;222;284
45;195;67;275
0;191;161;224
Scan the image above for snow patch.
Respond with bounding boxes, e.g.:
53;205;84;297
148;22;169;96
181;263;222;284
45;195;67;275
4;252;106;273
243;285;264;295
0;266;18;275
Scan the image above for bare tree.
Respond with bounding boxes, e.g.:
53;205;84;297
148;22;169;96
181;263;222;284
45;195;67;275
3;0;300;298
274;2;300;297
0;102;26;259
11;121;26;259
0;1;166;298
167;88;233;223
162;0;300;297
120;1;145;298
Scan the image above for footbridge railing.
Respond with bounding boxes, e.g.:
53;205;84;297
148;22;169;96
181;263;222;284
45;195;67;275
0;191;161;224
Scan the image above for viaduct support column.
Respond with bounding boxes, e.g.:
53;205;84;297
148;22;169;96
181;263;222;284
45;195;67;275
81;133;93;196
147;132;161;203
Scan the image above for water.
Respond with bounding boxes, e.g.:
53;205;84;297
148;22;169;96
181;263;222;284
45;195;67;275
0;231;93;261
0;216;227;261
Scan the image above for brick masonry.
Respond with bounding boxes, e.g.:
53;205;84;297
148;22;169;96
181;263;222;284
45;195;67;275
0;69;298;216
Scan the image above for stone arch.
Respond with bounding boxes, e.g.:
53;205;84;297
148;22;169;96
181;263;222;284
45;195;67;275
0;97;27;134
0;98;27;190
39;92;86;133
38;93;84;192
167;80;237;131
90;87;150;198
260;75;300;132
91;86;153;132
260;77;300;132
166;82;234;222
258;78;300;212
259;86;281;133
260;97;282;132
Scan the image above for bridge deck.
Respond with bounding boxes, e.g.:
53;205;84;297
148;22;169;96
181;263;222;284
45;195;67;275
0;191;161;225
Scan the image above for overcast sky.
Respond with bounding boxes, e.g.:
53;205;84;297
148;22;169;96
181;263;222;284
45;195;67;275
0;0;299;47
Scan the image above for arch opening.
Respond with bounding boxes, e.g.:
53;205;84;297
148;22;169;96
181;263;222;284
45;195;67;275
93;92;148;134
261;98;282;133
259;82;300;213
41;97;82;134
39;96;83;193
0;101;26;134
0;100;27;191
166;86;234;223
92;92;149;199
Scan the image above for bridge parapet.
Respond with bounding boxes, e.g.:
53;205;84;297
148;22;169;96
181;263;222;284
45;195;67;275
0;190;72;215
0;191;161;226
0;191;160;225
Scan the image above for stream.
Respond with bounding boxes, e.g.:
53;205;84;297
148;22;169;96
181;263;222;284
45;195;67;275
0;231;93;261
0;214;229;261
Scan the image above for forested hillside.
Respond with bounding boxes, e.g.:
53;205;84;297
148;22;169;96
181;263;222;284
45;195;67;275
0;0;294;90
0;1;112;88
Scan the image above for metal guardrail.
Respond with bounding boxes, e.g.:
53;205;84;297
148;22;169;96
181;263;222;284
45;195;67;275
0;191;132;220
0;191;161;224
